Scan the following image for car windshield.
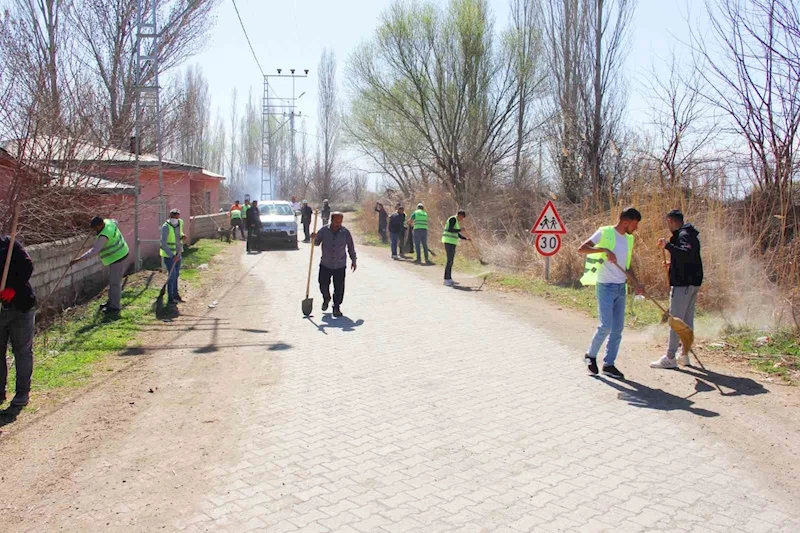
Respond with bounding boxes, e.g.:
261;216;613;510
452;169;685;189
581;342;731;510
259;204;294;216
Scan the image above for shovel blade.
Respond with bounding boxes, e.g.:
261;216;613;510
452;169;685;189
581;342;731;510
302;297;313;317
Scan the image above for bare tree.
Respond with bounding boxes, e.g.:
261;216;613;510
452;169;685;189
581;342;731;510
350;172;368;204
347;0;522;204
314;48;341;200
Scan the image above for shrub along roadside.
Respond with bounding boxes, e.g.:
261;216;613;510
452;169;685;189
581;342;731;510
5;239;231;406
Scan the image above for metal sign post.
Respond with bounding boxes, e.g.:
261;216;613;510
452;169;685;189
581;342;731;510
531;201;567;281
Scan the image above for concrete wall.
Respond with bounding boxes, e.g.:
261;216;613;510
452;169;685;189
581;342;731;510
27;235;129;310
190;213;229;242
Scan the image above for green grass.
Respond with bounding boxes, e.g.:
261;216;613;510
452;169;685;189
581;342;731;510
489;273;665;328
712;327;800;380
5;239;228;403
180;239;226;283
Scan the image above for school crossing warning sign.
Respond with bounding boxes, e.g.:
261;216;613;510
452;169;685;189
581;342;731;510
530;200;567;235
531;201;567;258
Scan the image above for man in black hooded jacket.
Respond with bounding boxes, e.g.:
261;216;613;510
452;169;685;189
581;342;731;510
651;209;703;369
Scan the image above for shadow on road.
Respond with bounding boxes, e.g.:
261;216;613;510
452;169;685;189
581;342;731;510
595;376;720;418
677;367;768;397
315;314;365;333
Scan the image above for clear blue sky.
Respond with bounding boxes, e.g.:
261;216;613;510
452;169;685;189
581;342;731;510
191;0;704;158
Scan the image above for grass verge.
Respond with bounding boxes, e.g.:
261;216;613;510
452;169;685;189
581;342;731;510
180;239;226;283
711;327;800;381
5;239;229;403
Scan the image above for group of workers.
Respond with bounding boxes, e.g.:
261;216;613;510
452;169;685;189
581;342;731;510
1;208;189;409
380;202;471;286
229;199;262;253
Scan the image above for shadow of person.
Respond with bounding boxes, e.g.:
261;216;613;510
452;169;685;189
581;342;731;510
319;314;365;333
595;376;720;418
677;366;769;397
0;404;24;427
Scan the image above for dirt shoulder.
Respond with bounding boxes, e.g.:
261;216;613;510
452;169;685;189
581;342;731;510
0;241;249;530
355;232;800;505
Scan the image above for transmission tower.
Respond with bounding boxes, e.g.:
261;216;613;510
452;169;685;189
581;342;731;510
133;0;165;269
262;69;308;201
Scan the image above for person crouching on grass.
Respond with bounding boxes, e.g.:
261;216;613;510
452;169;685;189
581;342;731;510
578;207;645;380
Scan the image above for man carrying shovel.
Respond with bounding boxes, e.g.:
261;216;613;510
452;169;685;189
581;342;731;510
578;207;644;380
312;212;357;318
651;210;703;369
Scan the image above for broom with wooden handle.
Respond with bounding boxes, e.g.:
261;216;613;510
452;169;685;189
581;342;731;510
611;262;707;369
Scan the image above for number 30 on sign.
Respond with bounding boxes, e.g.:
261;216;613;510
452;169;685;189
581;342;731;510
535;234;561;256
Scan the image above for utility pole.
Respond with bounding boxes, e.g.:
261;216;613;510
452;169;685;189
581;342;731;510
262;69;308;201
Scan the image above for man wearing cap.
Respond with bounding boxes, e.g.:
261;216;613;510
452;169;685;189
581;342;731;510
160;209;186;306
321;199;331;226
1;232;36;407
301;200;313;242
409;203;432;264
311;212;357;317
246;200;261;253
651;209;704;369
388;204;406;259
71;216;130;313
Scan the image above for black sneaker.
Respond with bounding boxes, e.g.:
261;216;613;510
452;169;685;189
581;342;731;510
585;356;598;375
322;298;330;311
333;307;343;318
175;295;185;303
602;365;625;380
10;393;29;407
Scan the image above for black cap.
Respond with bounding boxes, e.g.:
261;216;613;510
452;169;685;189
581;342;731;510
90;216;104;227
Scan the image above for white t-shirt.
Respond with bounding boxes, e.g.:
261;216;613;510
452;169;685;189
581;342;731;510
589;228;628;284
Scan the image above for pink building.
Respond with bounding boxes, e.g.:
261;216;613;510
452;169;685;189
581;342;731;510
1;137;225;259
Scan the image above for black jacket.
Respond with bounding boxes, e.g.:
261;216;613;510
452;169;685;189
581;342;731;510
246;204;260;228
388;212;405;233
0;236;36;312
666;223;703;287
301;205;313;224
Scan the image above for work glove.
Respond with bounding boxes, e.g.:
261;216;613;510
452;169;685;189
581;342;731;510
0;288;16;303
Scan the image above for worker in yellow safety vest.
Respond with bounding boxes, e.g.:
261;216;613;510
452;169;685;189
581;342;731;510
409;203;432;264
160;208;187;306
230;200;245;240
441;209;470;286
578;207;645;380
71;216;130;314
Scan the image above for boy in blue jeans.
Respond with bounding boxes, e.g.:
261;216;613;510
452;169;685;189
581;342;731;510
578;208;644;380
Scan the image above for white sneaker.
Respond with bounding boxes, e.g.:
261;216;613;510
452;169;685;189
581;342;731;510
650;355;678;369
443;279;454;286
677;353;691;366
392;255;399;259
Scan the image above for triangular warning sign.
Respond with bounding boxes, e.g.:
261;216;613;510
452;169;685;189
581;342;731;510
531;200;567;234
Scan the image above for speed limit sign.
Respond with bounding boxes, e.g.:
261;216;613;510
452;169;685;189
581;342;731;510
535;233;561;256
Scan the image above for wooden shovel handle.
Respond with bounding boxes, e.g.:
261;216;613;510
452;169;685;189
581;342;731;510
305;211;319;299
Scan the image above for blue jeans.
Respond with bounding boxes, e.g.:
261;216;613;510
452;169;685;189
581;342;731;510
390;232;402;256
163;256;182;301
413;229;430;262
587;283;627;366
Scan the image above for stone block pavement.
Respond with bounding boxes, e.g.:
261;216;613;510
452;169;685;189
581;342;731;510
172;247;799;532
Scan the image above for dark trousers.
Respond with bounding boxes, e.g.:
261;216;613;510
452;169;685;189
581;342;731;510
444;243;457;280
247;226;260;252
390;232;402;256
303;221;311;241
231;219;245;240
0;308;35;398
378;225;387;243
319;265;346;307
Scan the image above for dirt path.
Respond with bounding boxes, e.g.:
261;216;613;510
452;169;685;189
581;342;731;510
0;235;799;532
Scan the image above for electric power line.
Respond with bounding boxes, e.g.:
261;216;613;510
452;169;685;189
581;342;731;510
231;0;265;77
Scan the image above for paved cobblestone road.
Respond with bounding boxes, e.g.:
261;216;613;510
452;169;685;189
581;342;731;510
9;243;800;532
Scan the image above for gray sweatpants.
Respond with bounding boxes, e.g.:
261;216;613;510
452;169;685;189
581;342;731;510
666;285;699;357
108;258;125;310
0;308;35;397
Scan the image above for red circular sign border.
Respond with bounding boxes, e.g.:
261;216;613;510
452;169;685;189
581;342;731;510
534;233;562;257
